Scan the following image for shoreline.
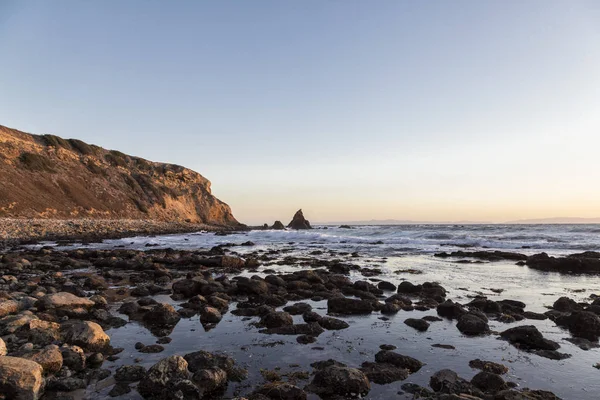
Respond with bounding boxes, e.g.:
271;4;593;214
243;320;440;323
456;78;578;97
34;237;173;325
0;217;247;249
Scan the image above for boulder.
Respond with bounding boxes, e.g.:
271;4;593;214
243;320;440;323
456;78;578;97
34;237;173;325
471;371;507;393
327;297;373;315
287;209;312;230
404;318;430;332
143;303;181;327
137;356;192;399
0;356;44;400
25;344;63;374
374;350;423;373
60;344;86;371
468;359;509;375
191;367;228;395
319;316;349;330
553;296;582;312
37;292;94;311
260;311;293;329
0;299;20;318
556;311;600;341
456;313;490;335
360;362;409;384
500;325;559;351
429;369;483;397
25;319;61;345
200;307;222;325
0;337;6;356
61;320;110;351
308;365;370;398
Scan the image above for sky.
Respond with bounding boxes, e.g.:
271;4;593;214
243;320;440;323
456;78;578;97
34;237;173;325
1;1;599;225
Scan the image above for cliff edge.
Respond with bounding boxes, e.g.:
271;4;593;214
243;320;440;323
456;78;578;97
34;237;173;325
0;125;240;226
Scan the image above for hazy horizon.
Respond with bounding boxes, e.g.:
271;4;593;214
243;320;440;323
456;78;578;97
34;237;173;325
2;1;599;225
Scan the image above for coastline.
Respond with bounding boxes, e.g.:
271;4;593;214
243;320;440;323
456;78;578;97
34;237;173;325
0;217;246;248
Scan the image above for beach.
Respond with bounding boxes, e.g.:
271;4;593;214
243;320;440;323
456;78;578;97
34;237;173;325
1;225;600;399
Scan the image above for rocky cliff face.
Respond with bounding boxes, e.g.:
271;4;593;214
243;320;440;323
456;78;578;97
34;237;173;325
0;125;240;226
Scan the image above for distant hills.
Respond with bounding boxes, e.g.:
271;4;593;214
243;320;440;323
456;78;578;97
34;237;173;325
504;217;600;224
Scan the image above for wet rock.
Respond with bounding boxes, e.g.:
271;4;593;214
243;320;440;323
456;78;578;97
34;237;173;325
236;277;269;296
137;356;192;399
429;369;483;397
283;302;312;315
374;350;423;373
377;281;396;291
287;209;312;230
109;382;131;397
260;311;293;328
0;356;44;400
404;318;430;332
308;365;370;398
116;365;147;382
143;303;181;327
500;325;560;351
435;250;527;261
60;344;86;371
327;297;374;315
456;313;490;335
471;371;508;393
297;335;316;344
526;252;600;274
200;306;223;325
400;383;433;397
437;300;467;319
494;388;562;399
319;316;349;330
360;362;409;384
139;344;165;353
523;311;548;320
87;352;104;366
556;311;600;341
255;382;307;399
553;297;582;312
184;350;235;375
37;292;94;312
260;322;325;336
61;320;110;352
25;344;63;374
46;376;87;392
565;337;600;350
24;319;61;345
534;349;571;360
431;344;455;349
469;359;509;375
172;279;203;298
192;367;228;395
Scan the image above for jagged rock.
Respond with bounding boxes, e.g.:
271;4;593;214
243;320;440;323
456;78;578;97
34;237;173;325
137;356;192;399
287;209;312;230
0;356;44;400
271;221;285;230
308;365;370;398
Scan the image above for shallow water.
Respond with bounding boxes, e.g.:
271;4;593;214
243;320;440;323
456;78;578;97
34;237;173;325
43;225;600;399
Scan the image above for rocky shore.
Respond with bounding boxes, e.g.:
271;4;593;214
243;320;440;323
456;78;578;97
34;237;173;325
0;218;243;248
2;237;597;399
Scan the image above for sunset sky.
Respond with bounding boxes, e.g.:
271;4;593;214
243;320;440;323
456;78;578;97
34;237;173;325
1;1;599;224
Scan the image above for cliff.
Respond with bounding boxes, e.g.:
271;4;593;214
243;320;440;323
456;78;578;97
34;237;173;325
0;125;240;226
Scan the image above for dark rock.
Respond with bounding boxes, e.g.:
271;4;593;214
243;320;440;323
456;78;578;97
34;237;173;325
471;371;507;393
137;356;192;399
139;344;165;353
437;300;467;319
404;318;430;332
429;369;483;397
283;302;312;315
318;317;349;330
468;359;508;375
500;325;560;351
271;221;285;230
255;382;307;400
360;362;409;384
260;311;294;329
287;209;312;230
143;303;181;327
297;335;317;344
115;365;147;382
308;365;370;398
377;281;396;291
456;313;490;335
556;311;600;341
553;297;582;312
327;297;373;315
374;350;423;373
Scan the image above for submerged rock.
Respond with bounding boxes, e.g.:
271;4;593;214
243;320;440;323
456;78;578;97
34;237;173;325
500;325;560;351
327;297;374;315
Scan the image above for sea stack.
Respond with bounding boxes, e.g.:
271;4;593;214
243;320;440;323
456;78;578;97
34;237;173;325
287;209;312;230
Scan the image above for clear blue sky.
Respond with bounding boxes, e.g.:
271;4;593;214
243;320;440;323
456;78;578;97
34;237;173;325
1;1;599;224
